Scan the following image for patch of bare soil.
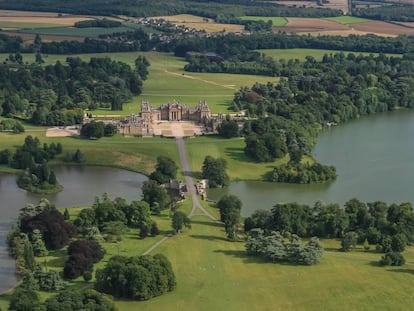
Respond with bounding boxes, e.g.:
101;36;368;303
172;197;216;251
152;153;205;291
46;126;80;137
352;21;414;36
274;17;350;33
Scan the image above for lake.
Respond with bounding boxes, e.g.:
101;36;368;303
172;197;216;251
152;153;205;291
209;110;414;216
0;166;147;293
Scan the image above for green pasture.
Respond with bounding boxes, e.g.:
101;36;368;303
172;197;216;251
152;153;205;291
239;16;287;26
19;26;137;37
257;48;402;61
3;51;277;114
185;136;288;181
325;16;371;24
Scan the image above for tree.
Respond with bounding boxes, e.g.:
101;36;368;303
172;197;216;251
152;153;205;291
391;233;407;252
135;55;150;80
73;149;85;163
142;180;171;213
171;211;191;233
45;289;117;311
63;208;70;220
217;194;242;240
217;116;239;138
9;288;41;311
379;252;405;266
64;239;104;279
31;229;48;257
149;156;178;184
150;222;160;236
81;121;105;139
341;232;357;252
201;156;229;188
95;254;175;301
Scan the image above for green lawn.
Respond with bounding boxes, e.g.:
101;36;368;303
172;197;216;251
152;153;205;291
185;136;288;181
325;16;371;24
239;16;287;26
257;48;402;62
19;26;137;37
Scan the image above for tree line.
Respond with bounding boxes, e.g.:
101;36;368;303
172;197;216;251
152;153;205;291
354;4;414;22
244;199;414;254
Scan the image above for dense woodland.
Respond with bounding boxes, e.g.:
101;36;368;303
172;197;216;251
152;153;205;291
0;0;341;18
354;4;414;22
0;56;149;126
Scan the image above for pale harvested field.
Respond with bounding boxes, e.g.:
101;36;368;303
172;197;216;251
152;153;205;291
0;31;85;42
269;0;349;13
275;18;350;33
151;14;243;33
352;21;414;35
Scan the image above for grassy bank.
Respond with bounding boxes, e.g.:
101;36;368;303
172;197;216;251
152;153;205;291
0;129;180;177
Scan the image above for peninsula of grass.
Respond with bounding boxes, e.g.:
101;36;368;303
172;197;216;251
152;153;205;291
239;16;287;26
185;136;288;181
18;182;63;194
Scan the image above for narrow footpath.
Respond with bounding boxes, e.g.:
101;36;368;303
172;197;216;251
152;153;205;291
176;137;217;220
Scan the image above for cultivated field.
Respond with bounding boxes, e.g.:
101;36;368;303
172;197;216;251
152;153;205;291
152;14;244;32
269;0;349;14
271;17;414;36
